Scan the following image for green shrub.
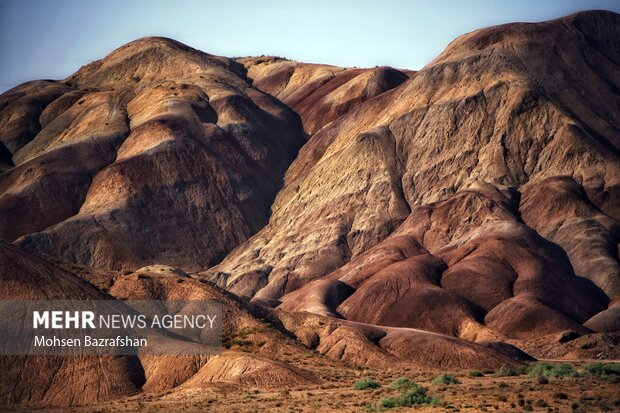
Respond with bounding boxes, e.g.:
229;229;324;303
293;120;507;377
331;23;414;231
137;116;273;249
527;362;579;378
398;388;439;406
585;363;620;379
493;365;519;377
353;378;379;390
431;373;460;385
380;396;398;409
379;385;438;408
389;377;417;390
469;369;484;377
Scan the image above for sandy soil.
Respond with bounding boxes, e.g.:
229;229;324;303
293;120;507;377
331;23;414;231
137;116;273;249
13;362;619;413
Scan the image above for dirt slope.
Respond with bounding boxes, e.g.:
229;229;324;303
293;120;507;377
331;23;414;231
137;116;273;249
0;242;145;407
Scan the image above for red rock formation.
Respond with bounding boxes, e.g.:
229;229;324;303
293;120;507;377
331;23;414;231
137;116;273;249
208;13;619;345
240;56;411;134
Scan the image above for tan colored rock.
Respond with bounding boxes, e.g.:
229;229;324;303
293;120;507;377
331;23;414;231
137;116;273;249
180;352;319;389
1;37;305;271
0;80;74;153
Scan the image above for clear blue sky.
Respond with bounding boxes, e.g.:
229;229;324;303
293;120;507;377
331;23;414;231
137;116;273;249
1;0;619;93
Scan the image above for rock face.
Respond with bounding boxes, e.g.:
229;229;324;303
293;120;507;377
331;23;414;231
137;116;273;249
1;10;620;408
0;242;324;406
520;176;620;300
0;37;305;271
275;311;526;371
0;242;146;407
240;56;411;134
206;11;620;339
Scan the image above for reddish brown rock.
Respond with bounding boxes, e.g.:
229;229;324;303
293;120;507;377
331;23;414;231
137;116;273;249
520;176;620;300
210;12;620;316
275;311;525;370
280;197;608;340
0;80;74;153
179;352;319;389
240;57;410;134
1;12;620;408
584;304;620;333
0;242;145;407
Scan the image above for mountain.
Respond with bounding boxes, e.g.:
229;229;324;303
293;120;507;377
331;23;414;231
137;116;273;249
0;241;523;407
0;240;325;407
204;10;620;338
0;37;305;271
1;9;619;409
239;56;411;134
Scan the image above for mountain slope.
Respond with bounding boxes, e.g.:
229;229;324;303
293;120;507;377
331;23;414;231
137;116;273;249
0;242;146;407
240;56;411;134
0;37;306;271
1;10;619;409
205;11;620;339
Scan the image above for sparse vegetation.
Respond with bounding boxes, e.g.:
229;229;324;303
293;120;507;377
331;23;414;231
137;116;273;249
469;369;484;377
353;378;379;390
379;384;438;409
221;326;264;348
527;362;579;378
585;363;620;379
432;373;460;385
493;365;519;377
388;377;417;390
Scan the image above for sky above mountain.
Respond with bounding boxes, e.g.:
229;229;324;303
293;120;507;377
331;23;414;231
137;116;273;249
1;0;619;93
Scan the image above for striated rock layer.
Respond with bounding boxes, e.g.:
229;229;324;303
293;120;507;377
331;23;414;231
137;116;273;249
1;10;620;408
205;11;620;339
0;37;306;271
0;242;524;407
239;56;411;134
0;242;145;407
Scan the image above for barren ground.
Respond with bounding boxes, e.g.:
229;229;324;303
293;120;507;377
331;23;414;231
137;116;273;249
13;362;619;413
